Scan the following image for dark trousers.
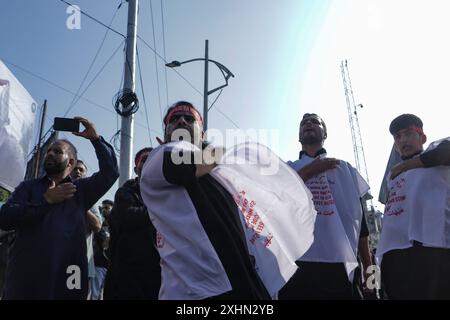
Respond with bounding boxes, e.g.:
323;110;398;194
279;261;358;300
381;244;450;300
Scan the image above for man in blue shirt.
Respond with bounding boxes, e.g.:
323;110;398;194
0;117;119;299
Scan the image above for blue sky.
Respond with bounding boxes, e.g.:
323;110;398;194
1;0;449;208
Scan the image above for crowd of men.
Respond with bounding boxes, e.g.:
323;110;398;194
0;104;448;300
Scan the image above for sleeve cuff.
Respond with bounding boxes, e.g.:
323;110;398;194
91;135;104;147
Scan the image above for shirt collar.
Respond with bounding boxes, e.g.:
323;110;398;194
299;148;327;159
42;174;73;185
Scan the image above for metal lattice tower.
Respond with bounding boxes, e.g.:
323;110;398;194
340;60;370;185
341;60;382;245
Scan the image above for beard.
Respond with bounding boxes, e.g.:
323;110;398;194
300;133;322;145
44;158;68;175
71;172;82;180
167;126;202;146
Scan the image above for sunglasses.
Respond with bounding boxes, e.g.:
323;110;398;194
167;113;196;124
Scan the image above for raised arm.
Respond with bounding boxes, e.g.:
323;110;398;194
73;117;119;208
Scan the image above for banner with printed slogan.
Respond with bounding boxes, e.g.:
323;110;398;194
0;60;37;191
211;143;316;298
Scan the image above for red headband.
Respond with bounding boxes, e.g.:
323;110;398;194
164;105;203;127
395;126;424;136
135;151;149;166
413;126;424;135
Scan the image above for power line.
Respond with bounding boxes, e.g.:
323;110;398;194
58;0;190;104
149;0;164;123
160;0;170;106
27;123;53;158
58;0;175;109
137;47;153;147
56;0;239;131
1;57;159;134
138;36;204;98
57;0;238;131
208;89;223;111
65;2;123;118
137;37;240;129
57;0;126;38
136;35;166;62
64;40;125;117
2;58;113;113
109;129;121;154
212;106;240;129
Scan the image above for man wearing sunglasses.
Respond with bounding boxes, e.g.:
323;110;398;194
279;113;373;299
140;101;269;300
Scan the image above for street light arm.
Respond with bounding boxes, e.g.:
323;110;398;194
166;57;234;95
177;58;206;65
168;58;234;78
208;62;233;95
208;83;228;96
211;60;234;78
165;50;235;127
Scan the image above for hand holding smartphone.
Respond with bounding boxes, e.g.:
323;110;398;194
53;117;99;140
53;117;80;132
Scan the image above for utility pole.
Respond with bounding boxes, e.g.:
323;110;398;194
119;0;138;187
203;40;209;131
34;100;47;178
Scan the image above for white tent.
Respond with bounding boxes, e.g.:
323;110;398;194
0;60;37;192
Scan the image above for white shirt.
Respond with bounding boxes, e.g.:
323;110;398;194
288;152;369;280
377;137;450;261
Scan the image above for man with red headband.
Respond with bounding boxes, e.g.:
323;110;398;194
377;114;450;299
140;101;269;300
163;101;204;146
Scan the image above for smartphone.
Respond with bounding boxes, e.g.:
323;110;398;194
53;117;80;132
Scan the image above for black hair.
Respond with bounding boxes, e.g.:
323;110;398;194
389;114;423;135
76;159;87;172
134;147;153;165
102;199;114;206
59;139;78;162
300;113;328;139
163;101;197;125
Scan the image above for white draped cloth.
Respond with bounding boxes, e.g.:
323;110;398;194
211;142;317;297
288;153;369;280
377;137;450;263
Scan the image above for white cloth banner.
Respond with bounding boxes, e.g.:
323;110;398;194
0;60;36;191
211;143;316;298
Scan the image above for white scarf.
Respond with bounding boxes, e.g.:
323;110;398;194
140;142;232;300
